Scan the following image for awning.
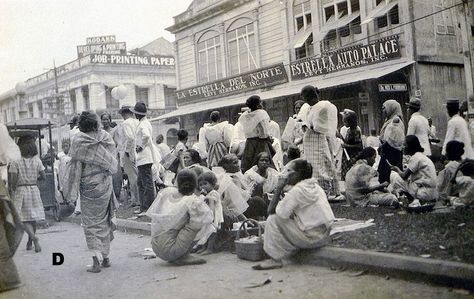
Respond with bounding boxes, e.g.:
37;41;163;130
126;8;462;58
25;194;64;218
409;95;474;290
361;0;398;25
291;26;313;49
314;11;361;42
152;60;414;121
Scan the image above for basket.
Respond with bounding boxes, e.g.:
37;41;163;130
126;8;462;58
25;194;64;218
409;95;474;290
234;219;266;261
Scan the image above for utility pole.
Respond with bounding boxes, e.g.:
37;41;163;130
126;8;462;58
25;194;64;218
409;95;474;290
458;0;474;117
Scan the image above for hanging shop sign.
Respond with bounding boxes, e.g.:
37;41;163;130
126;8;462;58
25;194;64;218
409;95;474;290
176;63;288;103
86;35;116;45
290;35;401;80
77;42;127;58
90;54;175;66
378;83;407;92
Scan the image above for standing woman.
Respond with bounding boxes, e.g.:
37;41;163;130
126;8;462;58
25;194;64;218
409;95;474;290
9;138;45;253
239;95;276;173
303;100;340;197
340;110;363;181
202;111;233;169
64;111;118;273
100;112;123;201
378;100;405;183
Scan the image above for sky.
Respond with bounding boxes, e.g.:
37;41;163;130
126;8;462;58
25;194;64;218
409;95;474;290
0;0;193;94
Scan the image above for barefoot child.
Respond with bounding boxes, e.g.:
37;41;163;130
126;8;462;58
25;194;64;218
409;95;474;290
193;172;223;254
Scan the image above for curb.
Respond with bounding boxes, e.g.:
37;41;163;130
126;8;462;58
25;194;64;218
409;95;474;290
293;247;474;291
61;216;474;290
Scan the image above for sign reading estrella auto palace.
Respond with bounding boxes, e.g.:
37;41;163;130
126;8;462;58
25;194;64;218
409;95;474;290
290;35;401;80
77;35;127;58
176;63;288;103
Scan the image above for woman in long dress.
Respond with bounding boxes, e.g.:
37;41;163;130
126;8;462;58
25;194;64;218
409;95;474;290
378;100;405;183
239;95;276;173
303;100;341;197
340;110;363;181
201;111;233;169
0;124;23;292
64;111;118;273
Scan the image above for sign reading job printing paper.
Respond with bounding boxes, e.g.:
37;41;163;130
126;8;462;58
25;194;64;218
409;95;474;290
176;63;288;103
290;35;401;80
90;54;175;66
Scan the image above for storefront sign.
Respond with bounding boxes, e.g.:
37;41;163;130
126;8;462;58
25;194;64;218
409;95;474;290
86;35;116;45
378;83;407;92
176;63;288;102
77;42;127;58
90;54;175;66
290;35;401;80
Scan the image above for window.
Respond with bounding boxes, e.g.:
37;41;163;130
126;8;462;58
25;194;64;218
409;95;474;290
82;86;90;111
28;103;33;117
135;87;149;107
37;101;43;118
227;18;258;75
374;1;399;29
70;90;77;114
434;0;455;35
105;86;120;109
197;31;222;83
294;0;313;59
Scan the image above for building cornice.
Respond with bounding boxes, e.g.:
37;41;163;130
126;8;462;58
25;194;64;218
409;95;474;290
166;0;254;34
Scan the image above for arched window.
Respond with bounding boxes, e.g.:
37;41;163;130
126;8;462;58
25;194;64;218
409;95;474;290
197;30;222;83
226;17;257;75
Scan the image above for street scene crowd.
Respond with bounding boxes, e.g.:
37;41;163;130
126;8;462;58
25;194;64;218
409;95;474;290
1;84;474;290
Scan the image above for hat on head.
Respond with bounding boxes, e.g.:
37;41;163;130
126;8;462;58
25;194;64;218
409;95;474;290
118;105;132;114
339;109;355;116
446;98;460;107
407;98;421;110
130;102;147;116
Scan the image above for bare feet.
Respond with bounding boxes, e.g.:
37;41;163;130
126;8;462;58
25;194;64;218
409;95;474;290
101;257;111;268
33;238;41;253
87;257;101;273
170;255;206;266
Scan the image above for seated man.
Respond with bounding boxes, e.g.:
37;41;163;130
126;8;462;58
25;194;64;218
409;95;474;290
388;135;439;207
253;159;334;270
147;169;213;266
345;147;399;207
449;159;474;207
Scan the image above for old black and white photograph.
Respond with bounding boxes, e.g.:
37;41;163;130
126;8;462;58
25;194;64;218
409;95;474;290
0;0;473;298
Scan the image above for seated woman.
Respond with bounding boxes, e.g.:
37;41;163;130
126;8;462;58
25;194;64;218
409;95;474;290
183;149;210;179
148;170;213;266
345;147;399;207
214;154;249;228
253;159;335;270
388;135;439;207
437;140;464;204
449;159;474;207
243;152;279;219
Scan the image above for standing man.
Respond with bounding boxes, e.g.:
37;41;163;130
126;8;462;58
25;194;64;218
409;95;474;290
443;98;474;159
119;105;140;208
131;102;156;214
406;98;431;157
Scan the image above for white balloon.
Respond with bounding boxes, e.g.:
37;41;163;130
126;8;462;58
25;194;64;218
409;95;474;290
111;87;119;99
116;85;128;100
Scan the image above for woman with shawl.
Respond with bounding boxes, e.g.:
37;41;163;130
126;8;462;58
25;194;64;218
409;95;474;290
201;111;233;169
281;100;309;153
0;124;23;292
340;110;363;181
303;100;341;197
378;100;405;183
64;111;118;273
253;159;334;270
239;95;276;173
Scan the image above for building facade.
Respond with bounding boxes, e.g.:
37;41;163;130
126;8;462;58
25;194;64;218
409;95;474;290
159;0;469;144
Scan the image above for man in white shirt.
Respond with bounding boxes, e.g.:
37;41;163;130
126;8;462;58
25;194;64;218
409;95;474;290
442;98;474;159
119;105;140;207
131;102;156;213
406;98;431;156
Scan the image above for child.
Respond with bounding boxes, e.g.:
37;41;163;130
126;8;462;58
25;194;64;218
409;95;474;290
8;138;45;253
449;159;474;207
437;140;464;203
193;172;223;254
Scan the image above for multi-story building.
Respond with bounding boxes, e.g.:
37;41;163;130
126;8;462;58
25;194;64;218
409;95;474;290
0;36;180;146
158;0;469;143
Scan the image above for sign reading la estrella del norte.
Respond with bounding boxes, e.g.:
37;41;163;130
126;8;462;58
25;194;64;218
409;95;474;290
290;35;401;80
176;63;288;103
